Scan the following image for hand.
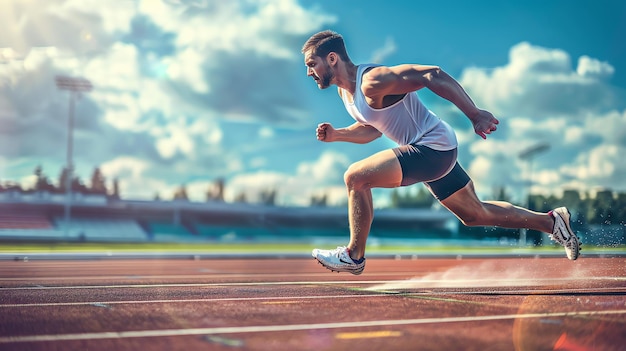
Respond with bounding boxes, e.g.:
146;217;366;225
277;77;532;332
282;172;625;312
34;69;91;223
471;109;499;139
316;122;335;142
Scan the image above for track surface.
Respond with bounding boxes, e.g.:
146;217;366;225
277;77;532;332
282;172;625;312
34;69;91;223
0;256;625;351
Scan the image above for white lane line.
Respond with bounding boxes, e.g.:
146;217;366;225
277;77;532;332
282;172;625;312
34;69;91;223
0;275;623;282
0;272;412;281
2;276;624;291
2;286;625;308
1;281;383;290
0;294;385;308
1;309;625;344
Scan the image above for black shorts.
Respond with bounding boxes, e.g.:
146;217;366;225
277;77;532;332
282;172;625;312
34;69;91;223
393;144;471;201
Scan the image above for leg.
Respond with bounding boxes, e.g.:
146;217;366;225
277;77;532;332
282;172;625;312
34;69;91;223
440;180;554;233
344;149;403;259
431;163;580;260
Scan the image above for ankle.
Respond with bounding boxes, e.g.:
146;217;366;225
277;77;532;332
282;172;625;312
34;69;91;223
346;247;363;261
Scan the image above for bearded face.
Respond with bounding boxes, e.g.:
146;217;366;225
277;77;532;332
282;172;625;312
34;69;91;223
304;51;335;90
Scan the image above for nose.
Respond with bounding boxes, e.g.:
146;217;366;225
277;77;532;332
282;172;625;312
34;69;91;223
306;66;313;76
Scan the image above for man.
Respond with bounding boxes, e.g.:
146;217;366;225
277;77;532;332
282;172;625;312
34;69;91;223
302;30;580;275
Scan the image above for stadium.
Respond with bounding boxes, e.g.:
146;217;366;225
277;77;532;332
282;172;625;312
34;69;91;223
1;1;625;350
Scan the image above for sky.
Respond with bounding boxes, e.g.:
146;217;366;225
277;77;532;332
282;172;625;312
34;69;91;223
1;0;625;207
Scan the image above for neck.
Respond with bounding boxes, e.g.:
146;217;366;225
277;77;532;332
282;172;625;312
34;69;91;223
334;61;358;94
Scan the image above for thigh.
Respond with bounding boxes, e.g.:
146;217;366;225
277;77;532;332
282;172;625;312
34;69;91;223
439;180;483;219
395;145;457;187
347;149;403;189
425;161;470;201
440;180;484;224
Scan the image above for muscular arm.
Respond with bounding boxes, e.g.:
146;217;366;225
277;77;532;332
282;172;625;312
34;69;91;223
317;122;382;144
362;65;499;139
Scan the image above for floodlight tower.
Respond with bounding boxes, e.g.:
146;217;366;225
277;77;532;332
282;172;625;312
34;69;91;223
518;142;550;246
55;76;93;237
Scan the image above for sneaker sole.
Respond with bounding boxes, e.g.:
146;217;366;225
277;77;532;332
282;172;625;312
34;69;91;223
313;258;364;275
555;208;581;260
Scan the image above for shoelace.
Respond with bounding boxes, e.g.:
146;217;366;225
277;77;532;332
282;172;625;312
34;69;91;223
332;246;346;257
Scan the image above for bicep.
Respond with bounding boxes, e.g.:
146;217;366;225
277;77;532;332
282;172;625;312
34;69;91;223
362;64;441;97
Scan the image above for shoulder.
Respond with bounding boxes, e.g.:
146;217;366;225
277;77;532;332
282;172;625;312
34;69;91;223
360;65;391;88
360;65;404;97
361;65;392;83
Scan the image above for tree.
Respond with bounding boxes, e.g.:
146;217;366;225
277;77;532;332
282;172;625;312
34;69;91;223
234;192;247;203
173;185;188;201
310;193;328;207
589;190;616;225
259;188;277;206
616;193;626;225
34;165;55;192
390;186;434;208
58;167;70;192
111;178;120;198
206;178;225;201
492;186;512;203
90;167;107;195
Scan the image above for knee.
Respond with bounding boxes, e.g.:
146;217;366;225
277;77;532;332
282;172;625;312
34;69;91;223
459;215;480;227
344;164;369;191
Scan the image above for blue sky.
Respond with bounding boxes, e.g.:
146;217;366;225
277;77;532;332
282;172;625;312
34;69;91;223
1;0;625;207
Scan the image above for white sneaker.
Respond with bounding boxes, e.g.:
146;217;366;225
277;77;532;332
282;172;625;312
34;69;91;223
550;207;581;260
311;246;365;275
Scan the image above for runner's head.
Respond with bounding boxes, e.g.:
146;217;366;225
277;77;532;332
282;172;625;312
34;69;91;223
302;30;349;89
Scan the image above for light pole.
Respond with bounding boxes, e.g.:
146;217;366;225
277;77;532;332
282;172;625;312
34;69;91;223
55;76;92;237
518;142;550;246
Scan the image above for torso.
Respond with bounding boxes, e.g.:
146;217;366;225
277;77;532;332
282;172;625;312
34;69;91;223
339;64;458;151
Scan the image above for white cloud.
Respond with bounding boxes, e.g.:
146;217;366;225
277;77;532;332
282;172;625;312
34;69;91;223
3;1;623;208
460;42;618;118
577;55;614;80
155;125;194;159
297;150;350;184
0;0;336;202
166;47;210;94
370;36;396;64
100;156;167;199
259;127;274;138
458;42;625;201
227;151;350;206
141;0;334;60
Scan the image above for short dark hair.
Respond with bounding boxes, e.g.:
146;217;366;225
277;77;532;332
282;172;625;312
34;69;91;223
301;30;349;61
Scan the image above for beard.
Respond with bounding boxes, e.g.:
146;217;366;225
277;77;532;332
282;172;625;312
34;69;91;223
318;65;334;89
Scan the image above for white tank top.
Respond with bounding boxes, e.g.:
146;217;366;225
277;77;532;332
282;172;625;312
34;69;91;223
340;64;457;151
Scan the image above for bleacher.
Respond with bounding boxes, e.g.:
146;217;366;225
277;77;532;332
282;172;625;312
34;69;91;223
146;221;202;243
0;213;69;240
54;218;148;242
0;213;53;229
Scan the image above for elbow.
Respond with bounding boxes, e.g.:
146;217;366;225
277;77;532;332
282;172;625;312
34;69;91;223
423;67;444;84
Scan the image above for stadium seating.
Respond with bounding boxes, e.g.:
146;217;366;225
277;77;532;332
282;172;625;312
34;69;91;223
54;218;148;242
146;221;202;243
0;213;53;229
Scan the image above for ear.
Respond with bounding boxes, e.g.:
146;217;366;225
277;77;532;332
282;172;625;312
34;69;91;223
327;52;338;66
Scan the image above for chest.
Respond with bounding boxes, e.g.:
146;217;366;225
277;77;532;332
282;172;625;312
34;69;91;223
341;88;405;109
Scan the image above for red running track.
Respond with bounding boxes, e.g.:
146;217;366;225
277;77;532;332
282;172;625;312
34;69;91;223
0;256;625;351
